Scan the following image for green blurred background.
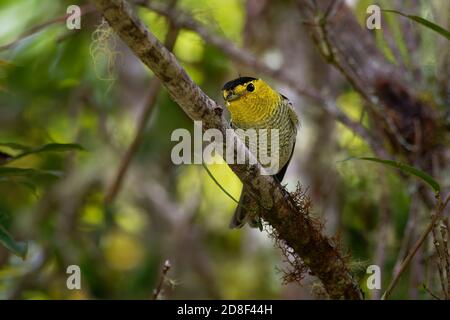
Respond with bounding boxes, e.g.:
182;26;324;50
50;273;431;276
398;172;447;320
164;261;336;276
0;0;448;299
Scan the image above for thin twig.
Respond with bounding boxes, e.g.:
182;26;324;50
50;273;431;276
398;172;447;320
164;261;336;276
382;193;450;299
440;218;450;298
392;192;419;276
139;178;221;298
104;78;160;203
153;259;171;300
0;4;96;52
431;215;448;299
104;20;179;204
423;284;441;300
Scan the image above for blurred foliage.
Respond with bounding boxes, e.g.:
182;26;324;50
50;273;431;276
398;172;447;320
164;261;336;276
0;0;448;300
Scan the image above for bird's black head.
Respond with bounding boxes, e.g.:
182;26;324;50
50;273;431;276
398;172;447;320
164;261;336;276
222;76;257;91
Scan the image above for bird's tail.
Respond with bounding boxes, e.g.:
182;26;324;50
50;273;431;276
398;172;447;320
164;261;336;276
229;186;261;229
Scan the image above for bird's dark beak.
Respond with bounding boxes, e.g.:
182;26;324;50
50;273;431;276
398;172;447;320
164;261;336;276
224;90;240;102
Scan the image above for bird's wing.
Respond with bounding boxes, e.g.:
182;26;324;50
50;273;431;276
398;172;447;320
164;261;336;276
281;94;300;129
275;140;295;182
275;94;299;182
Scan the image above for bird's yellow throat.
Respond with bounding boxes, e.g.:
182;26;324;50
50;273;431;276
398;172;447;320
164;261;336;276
223;79;281;125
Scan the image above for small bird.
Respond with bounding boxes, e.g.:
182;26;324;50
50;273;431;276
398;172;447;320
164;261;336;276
222;77;299;229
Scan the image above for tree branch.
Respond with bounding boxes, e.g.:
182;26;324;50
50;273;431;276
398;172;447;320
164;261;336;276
137;0;387;158
296;0;440;166
105;21;179;204
153;259;171;300
93;0;363;299
382;193;450;299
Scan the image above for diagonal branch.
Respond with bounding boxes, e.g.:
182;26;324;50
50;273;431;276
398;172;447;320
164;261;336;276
93;0;363;299
105;23;179;204
382;193;450;299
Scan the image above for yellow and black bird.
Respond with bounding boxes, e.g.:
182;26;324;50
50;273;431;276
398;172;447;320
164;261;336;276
222;77;299;228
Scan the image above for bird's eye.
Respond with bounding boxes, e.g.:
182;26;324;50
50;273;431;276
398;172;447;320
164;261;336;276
246;83;255;92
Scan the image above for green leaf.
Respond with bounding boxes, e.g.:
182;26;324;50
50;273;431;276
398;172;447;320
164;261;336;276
13;143;84;160
0;143;31;151
0;142;84;164
347;157;440;193
0;224;28;259
0;167;63;179
383;10;450;41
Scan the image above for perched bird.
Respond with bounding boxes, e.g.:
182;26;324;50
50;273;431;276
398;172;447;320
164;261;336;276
222;77;299;229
